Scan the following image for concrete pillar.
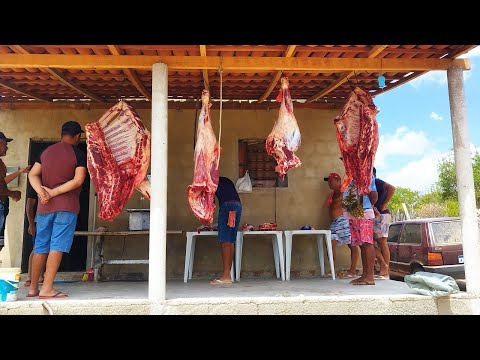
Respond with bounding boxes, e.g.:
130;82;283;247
447;66;480;301
149;63;168;302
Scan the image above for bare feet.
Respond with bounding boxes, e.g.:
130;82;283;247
378;268;389;278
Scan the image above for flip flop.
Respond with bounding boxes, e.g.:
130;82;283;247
351;280;375;285
39;291;68;299
374;275;390;280
210;279;233;286
338;273;357;278
26;290;40;298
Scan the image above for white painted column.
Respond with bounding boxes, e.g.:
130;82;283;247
447;66;480;301
149;63;168;302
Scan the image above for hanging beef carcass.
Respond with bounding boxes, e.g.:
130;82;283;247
334;87;379;194
187;90;220;224
86;101;151;221
266;77;302;178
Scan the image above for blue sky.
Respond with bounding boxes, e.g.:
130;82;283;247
373;46;480;192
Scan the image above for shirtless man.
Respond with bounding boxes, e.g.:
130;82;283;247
324;173;359;278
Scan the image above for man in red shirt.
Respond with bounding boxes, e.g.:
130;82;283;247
27;121;87;299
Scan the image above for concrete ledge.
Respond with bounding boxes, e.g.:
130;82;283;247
1;293;475;315
2;279;476;315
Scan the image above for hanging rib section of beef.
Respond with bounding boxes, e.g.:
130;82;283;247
187;90;220;224
86;101;151;221
335;87;379;194
266;77;302;178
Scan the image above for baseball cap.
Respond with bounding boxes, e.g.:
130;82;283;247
324;172;341;181
0;132;13;142
61;121;85;136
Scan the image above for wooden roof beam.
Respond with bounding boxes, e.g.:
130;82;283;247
306;45;388;103
371;46;478;95
0;54;470;72
107;45;152;101
11;45;103;102
258;45;296;103
0;79;50;102
199;45;209;90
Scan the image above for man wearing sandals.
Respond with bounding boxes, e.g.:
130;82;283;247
372;167;395;280
0;132;22;252
24;181;45;287
210;176;242;285
342;175;378;286
27;121;87;299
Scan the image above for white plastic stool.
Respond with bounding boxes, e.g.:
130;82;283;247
235;230;285;281
284;230;335;280
184;231;234;283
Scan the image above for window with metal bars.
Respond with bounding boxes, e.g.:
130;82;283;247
238;139;288;188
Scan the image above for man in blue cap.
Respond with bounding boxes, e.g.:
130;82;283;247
0;132;22;252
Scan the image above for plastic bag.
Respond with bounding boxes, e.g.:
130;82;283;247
404;271;460;297
236;170;252;193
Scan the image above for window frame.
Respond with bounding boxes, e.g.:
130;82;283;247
399;223;423;244
238;139;287;188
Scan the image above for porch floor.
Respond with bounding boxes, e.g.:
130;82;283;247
2;278;474;315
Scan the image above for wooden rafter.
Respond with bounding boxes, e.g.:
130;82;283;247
0;79;50;102
199;45;209;90
10;45;103;102
107;45;152;101
373;45;478;95
258;45;296;103
306;45;388;103
0;54;470;72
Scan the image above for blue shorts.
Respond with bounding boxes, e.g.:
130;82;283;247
218;202;242;243
330;215;351;246
34;211;78;254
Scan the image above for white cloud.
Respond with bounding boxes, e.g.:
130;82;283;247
383;151;445;192
382;143;480;192
375;127;431;167
409;71;447;88
470;143;480;157
378;122;382;128
430;112;443;121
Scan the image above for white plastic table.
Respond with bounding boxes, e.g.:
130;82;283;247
283;229;335;281
235;230;285;281
184;231;237;283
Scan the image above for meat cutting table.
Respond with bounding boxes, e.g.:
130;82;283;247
75;230;182;281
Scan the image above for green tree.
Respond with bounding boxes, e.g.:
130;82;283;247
437;152;480;208
389;187;420;216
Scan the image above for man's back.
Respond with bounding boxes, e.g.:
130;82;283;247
37;142;86;215
375;177;391;214
215;176;240;206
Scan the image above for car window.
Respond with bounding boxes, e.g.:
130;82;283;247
432;221;462;244
399;224;422;244
387;224;402;243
